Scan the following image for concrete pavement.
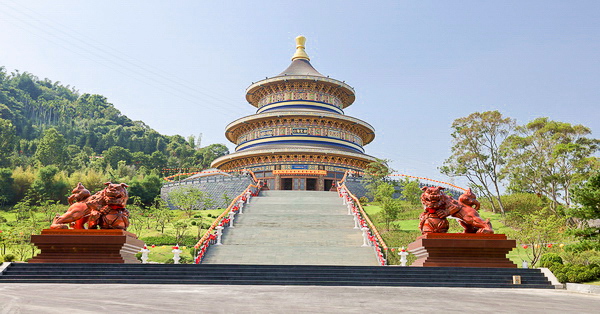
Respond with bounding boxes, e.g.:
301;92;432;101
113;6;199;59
1;284;599;313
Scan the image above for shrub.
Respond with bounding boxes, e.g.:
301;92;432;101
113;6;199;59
140;235;197;247
563;240;600;253
135;252;142;262
190;221;197;226
2;253;15;262
539;253;563;268
359;196;369;204
550;263;600;283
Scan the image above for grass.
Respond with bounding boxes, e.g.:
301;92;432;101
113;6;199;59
584;280;600;286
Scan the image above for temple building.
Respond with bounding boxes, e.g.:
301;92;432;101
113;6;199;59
211;36;377;191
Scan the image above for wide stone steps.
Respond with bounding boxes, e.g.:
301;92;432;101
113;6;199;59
201;190;376;265
0;263;555;288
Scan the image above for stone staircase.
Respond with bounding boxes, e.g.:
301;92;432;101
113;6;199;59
201;190;379;266
0;263;554;288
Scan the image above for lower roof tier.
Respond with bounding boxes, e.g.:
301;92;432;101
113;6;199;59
211;147;377;171
225;111;375;145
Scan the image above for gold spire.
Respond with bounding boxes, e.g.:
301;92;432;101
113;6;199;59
291;35;310;61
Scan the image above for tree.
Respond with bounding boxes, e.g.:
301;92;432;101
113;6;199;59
569;172;600;235
0;168;15;205
34;128;68;166
199;144;229;168
168;186;211;217
505;208;568;267
502;118;599;213
128;173;163;205
441;111;515;214
28;165;68;204
374;182;395;202
381;197;402;230
103;146;133;169
0;118;16;167
400;178;421;205
152;196;174;233
364;158;393;201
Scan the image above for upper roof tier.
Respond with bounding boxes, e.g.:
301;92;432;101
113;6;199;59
246;36;356;109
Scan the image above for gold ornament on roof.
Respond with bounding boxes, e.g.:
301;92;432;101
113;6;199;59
291;35;310;61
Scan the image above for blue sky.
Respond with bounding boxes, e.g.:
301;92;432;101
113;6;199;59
0;1;598;186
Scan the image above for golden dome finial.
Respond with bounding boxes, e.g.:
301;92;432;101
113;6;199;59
291;35;310;61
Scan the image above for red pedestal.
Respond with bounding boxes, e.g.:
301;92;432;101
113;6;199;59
407;233;517;268
29;229;144;263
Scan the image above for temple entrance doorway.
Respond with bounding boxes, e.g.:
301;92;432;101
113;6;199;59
306;178;317;191
282;178;293;190
324;179;334;191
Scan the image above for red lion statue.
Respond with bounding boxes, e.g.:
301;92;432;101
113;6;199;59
419;186;493;234
50;182;130;230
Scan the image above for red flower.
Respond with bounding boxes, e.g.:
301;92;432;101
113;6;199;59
151;245;156;248
522;245;528;249
547;244;553;248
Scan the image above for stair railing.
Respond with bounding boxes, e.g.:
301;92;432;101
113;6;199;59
194;170;262;264
337;174;388;266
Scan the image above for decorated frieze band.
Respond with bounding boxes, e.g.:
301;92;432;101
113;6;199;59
273;169;327;175
256;100;344;114
235;136;365;153
257;90;343;109
236;125;363;146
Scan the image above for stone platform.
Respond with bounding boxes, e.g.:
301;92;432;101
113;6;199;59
29;229;144;264
408;233;517;268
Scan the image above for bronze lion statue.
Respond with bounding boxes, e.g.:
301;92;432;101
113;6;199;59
419;186;493;234
50;182;130;230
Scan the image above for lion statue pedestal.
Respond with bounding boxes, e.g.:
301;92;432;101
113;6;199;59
29;182;143;264
408;233;517;268
29;229;143;264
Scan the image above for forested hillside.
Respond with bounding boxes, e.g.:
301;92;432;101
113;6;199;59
0;67;229;206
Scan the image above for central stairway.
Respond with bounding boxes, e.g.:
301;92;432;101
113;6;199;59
201;190;378;266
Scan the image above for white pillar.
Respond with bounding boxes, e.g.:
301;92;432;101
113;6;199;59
361;227;370;247
347;202;353;215
215;226;224;245
353;214;359;229
140;245;150;264
245;191;252;204
228;210;236;228
237;199;244;214
399;247;409;266
522;260;528;269
172;245;182;264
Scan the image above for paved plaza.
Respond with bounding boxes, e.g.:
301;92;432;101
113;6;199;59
1;284;599;313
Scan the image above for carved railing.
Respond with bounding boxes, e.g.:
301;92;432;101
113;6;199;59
337;172;388;266
193;170;262;264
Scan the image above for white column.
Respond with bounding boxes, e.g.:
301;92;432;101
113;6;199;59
399;247;409;266
140;245;150;264
228;210;236;228
215;226;224;245
172;245;182;264
353;214;359;229
361;227;370;247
